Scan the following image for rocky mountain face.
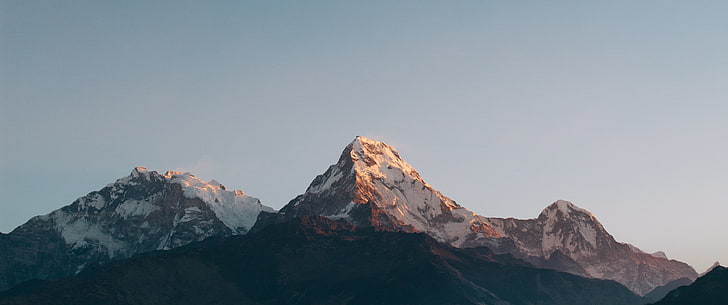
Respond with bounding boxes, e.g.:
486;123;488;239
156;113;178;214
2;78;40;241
650;265;728;305
487;201;697;295
0;216;645;305
0;167;273;292
260;136;697;296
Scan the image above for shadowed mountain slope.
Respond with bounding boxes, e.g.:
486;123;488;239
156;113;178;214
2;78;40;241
0;216;644;305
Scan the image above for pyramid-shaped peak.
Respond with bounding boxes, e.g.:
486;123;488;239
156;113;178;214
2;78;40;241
353;135;383;144
301;137;433;196
277;136;495;246
539;200;594;218
353;135;378;144
344;136;420;179
350;136;401;159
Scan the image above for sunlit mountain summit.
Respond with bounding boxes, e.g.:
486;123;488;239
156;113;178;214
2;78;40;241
275;136;502;247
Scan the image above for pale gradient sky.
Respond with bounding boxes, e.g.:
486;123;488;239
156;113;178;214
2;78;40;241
1;1;726;272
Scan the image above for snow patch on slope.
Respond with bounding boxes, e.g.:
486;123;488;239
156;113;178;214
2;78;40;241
576;219;598;248
327;202;357;220
552;200;592;216
77;193;106;209
115;195;162;218
651;251;668;259
53;211;125;258
308;168;345;194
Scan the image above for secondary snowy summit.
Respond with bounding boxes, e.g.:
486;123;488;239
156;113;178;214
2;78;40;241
487;200;697;295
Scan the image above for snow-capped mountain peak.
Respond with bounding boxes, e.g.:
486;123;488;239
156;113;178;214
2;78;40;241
278;137;500;247
108;166;164;188
0;167;275;292
537;201;605;257
536;200;607;251
96;168;270;234
350;136;422;180
539;200;594;219
488;200;698;295
305;136;427;195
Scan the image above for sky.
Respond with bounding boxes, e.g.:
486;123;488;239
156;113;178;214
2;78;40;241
1;1;726;272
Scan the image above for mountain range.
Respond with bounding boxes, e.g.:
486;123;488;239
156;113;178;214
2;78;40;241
256;136;696;295
0;136;714;304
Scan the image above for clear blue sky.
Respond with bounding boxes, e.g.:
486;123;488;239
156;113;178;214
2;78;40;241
1;1;726;272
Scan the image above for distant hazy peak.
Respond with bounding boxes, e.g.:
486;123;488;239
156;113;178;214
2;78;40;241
699;261;723;277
